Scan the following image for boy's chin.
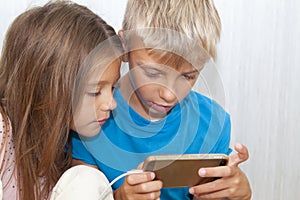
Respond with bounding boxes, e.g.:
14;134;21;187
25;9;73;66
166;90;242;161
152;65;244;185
147;110;169;120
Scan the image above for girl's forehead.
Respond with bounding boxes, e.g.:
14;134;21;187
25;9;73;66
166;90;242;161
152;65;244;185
88;59;120;82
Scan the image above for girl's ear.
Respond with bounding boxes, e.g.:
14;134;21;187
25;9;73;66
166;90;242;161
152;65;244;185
118;30;128;62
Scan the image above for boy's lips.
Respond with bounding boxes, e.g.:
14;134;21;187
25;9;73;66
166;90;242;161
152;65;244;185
148;102;173;112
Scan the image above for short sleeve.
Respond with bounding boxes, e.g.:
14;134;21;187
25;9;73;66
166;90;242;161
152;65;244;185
213;112;232;155
197;96;232;155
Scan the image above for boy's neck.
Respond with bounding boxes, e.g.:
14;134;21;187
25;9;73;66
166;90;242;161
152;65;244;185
118;74;133;104
119;74;147;119
119;74;166;121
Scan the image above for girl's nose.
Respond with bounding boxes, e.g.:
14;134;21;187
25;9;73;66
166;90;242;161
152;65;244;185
100;98;117;111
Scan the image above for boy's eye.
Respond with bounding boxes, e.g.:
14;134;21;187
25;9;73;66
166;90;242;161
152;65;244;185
182;74;196;80
144;70;161;77
146;72;159;77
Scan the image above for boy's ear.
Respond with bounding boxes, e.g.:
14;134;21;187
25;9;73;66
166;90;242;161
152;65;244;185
118;30;128;62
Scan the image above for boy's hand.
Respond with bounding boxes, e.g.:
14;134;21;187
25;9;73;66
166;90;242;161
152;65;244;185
189;143;252;200
113;171;163;200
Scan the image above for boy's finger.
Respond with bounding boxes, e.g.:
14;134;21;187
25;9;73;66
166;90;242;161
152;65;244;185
137;162;144;170
126;172;155;185
189;178;226;196
198;166;236;178
133;180;163;194
228;143;249;166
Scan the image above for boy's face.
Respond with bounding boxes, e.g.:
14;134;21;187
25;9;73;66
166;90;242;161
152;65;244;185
128;49;200;120
71;59;120;136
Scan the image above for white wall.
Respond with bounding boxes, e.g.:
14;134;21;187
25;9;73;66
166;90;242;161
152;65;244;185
0;0;127;50
215;0;300;199
1;0;299;199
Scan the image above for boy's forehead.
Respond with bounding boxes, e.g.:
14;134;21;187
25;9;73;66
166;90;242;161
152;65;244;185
125;30;210;70
130;48;204;71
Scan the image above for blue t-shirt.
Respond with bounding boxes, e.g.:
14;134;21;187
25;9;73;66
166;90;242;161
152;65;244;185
72;85;231;200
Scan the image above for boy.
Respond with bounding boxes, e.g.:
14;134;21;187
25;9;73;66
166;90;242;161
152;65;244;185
72;0;252;199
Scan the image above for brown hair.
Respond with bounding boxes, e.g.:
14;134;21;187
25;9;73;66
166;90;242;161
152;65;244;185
0;1;121;199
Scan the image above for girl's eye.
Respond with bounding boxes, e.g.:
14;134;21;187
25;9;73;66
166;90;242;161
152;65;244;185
87;91;101;97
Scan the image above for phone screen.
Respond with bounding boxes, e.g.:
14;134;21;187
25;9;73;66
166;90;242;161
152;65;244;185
142;154;228;188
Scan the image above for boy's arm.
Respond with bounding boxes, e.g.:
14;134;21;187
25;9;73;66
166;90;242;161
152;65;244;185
190;144;252;200
113;172;163;200
71;131;163;200
209;111;232;155
113;162;163;200
72;158;98;169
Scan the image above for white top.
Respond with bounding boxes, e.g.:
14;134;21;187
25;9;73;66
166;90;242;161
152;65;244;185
0;112;114;200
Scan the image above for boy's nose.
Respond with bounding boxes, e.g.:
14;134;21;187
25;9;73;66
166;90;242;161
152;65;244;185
159;86;177;103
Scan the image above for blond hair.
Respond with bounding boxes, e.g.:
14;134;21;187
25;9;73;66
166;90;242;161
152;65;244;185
0;1;121;199
122;0;221;59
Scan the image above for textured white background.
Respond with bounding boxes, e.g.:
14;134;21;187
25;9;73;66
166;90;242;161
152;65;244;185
1;0;299;199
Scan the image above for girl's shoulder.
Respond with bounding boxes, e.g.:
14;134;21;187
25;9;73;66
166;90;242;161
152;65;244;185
0;110;12;143
0;110;18;199
0;110;14;165
0;110;14;168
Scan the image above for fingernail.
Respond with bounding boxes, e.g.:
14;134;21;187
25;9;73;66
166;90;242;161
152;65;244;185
199;169;206;176
236;143;243;150
189;187;194;194
150;172;155;179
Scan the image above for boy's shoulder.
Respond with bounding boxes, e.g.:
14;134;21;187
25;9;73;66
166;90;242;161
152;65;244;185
185;91;229;120
190;90;211;102
188;91;225;110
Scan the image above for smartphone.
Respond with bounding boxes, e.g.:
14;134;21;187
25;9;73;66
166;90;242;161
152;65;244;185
142;154;228;188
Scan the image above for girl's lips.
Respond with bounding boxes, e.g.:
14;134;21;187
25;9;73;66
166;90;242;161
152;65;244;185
97;119;107;125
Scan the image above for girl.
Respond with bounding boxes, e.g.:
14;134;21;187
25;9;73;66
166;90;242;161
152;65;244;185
0;1;122;199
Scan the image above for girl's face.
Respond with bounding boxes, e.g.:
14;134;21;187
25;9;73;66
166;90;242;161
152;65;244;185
127;49;200;120
71;59;120;136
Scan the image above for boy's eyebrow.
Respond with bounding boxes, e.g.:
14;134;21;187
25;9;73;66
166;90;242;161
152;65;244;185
139;64;163;71
136;60;155;67
182;69;199;74
140;64;199;75
142;65;161;70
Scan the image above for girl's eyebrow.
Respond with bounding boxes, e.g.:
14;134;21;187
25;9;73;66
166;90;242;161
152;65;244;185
88;82;103;86
87;75;120;88
86;81;105;88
